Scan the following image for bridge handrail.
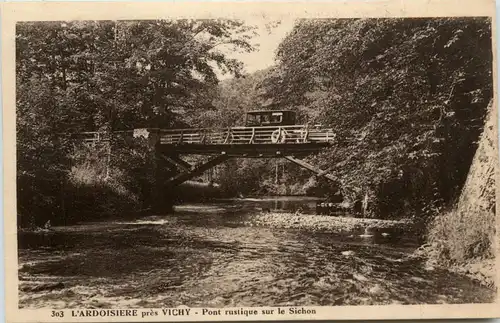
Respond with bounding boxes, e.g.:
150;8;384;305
158;124;329;133
159;124;335;145
68;125;335;145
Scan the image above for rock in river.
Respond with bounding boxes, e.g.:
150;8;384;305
341;250;355;257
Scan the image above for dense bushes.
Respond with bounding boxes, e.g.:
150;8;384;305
16;78;72;228
61;140;155;225
427;209;495;263
18;138;155;227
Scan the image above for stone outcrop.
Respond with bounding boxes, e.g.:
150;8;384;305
457;99;497;216
444;99;497;288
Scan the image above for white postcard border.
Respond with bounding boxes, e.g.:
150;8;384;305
2;0;499;322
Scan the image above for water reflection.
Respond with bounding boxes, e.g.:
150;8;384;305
18;197;495;308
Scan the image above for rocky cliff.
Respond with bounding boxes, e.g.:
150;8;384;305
423;99;497;288
458;99;497;217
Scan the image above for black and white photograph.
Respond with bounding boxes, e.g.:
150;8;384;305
2;0;499;320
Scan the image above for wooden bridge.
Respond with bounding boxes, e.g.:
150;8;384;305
156;124;334;155
73;124;337;187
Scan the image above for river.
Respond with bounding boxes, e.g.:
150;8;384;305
18;196;495;308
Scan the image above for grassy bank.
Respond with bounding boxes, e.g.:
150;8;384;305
416;209;496;288
427;209;495;264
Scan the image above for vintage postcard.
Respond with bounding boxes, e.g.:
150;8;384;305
2;0;500;321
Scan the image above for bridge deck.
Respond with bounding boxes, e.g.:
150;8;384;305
157;142;330;156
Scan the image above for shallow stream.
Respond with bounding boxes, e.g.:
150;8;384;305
18;197;495;308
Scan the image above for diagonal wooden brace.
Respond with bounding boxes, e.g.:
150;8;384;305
167;154;230;187
284;156;336;182
162;155;192;172
317;164;337;177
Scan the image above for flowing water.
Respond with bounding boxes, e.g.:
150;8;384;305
18;197;495;309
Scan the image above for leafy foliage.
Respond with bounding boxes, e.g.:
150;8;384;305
257;18;493;220
16;17;494;228
208;18;493;220
16;19;255;226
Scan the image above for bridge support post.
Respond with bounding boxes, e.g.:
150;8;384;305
134;128;174;213
152;148;171;213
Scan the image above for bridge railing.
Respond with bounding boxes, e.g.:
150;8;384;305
68;125;335;146
159;125;335;145
68;131;134;144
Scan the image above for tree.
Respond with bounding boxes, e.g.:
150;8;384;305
202;68;272;128
16;19;256;226
258;18;493;218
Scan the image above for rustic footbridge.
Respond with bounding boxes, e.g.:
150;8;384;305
74;110;337;187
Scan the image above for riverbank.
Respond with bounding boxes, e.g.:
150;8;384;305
248;210;496;289
245;211;414;234
450;259;496;289
413;243;496;289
